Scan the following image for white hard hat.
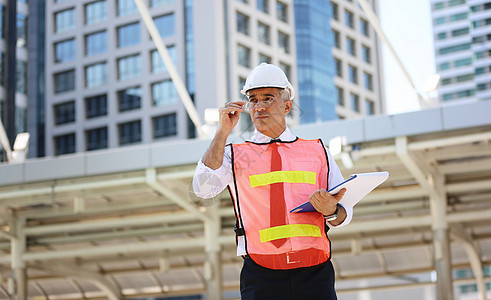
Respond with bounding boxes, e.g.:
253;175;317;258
241;63;295;100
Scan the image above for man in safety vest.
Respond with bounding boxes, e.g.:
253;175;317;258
193;63;352;300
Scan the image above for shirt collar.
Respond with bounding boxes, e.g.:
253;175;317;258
250;127;296;143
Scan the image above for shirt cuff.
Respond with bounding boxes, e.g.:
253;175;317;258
196;159;230;176
327;203;353;228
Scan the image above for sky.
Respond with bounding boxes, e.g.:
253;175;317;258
378;0;437;115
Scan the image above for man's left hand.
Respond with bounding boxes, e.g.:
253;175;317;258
308;188;346;219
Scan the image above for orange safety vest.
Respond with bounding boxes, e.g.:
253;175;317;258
229;138;331;270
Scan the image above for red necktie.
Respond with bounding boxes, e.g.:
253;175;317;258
270;141;287;247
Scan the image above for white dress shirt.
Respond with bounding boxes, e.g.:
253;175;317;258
193;127;353;255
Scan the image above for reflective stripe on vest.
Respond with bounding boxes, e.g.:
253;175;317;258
249;170;316;187
259;224;322;243
230;138;331;270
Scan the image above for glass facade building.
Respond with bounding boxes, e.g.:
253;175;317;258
430;0;491;103
294;0;337;123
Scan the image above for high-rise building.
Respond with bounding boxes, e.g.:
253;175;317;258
10;0;385;157
430;0;491;104
41;0;298;156
0;0;30;160
297;0;385;123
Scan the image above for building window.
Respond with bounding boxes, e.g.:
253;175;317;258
456;74;474;82
85;62;107;88
238;44;251;67
443;93;453;101
475;67;485;75
16;13;27;48
278;31;290;53
454;57;472;67
433;2;445;10
153;113;177;138
438;43;471;55
277;1;287;22
118;54;142;81
435;17;446;25
439;62;451;70
363;72;373;91
366;100;374;115
55;39;76;63
85;31;107;56
456;89;474;98
54;101;75;125
344;10;354;28
86;127;108;151
16;107;26;133
452;28;469;37
151;46;176;73
55;8;75;33
336;86;344;106
0;6;4;39
151;0;174;8
279;62;291;79
335;58;342;77
257;0;269;13
119;120;141;145
449;12;467;22
361;45;371;63
237;12;249;35
360;18;369;36
259;53;271;63
441;78;451;85
152;80;178;106
16;60;27;94
117;0;137;16
154;14;175;38
437;32;447;40
85;0;107;25
258;22;271;44
117;22;140;48
333;30;340;49
54;70;75;93
348;65;358;84
118;86;142;112
85;94;107;119
350;93;360;112
55;133;76;155
458;0;473;7
331;2;338;20
346;37;356;56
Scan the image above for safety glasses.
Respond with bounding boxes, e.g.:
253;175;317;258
242;93;282;109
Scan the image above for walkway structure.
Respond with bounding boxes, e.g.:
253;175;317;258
0;101;490;299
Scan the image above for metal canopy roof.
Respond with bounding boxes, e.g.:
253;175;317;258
0;101;490;299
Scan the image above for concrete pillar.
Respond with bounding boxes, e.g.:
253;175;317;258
204;205;222;300
429;174;454;300
10;218;27;300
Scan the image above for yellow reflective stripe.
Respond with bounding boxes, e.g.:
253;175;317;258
249;171;316;188
259;224;322;243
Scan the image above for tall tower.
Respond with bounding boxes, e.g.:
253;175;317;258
327;0;385;120
0;0;30;160
430;0;491;104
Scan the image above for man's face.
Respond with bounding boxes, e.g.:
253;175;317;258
247;87;292;138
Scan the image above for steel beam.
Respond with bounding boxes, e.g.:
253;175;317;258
145;168;210;222
396;136;454;300
451;225;487;300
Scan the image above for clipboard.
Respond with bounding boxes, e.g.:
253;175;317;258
290;171;389;213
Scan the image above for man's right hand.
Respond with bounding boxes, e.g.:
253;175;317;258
219;101;246;134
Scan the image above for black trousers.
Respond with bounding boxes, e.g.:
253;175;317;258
240;256;337;300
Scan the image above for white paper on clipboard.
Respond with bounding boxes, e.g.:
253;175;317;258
290;171;389;213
